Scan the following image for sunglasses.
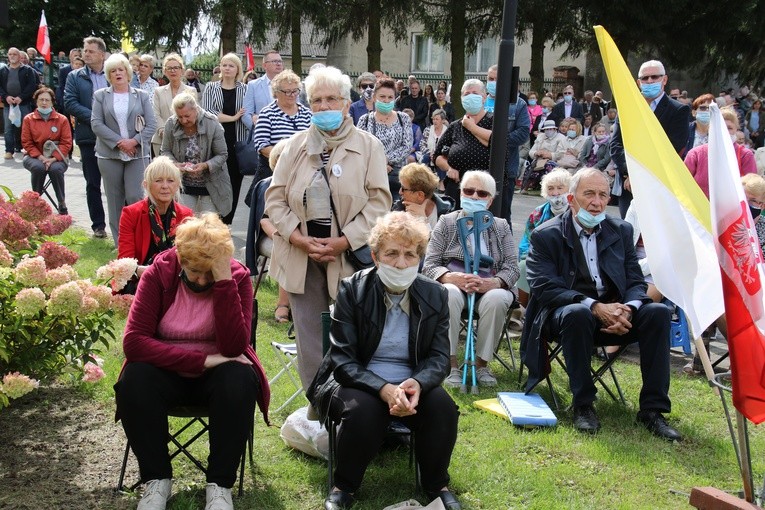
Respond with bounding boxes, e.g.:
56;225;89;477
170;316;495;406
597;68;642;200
462;187;491;199
638;74;664;82
360;83;375;90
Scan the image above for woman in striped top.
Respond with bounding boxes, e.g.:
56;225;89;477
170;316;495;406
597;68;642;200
201;53;248;225
252;69;312;182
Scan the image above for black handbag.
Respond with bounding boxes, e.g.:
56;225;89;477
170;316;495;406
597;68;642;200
235;128;260;176
320;167;375;271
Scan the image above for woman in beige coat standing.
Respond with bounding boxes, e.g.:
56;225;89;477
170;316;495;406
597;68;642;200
265;66;392;397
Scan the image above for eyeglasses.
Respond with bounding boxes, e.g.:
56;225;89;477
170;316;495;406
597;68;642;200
279;88;300;96
265;59;283;65
462;187;491;199
400;187;419;194
638;74;664;82
697;105;710;111
670;95;679;99
360;83;375;90
310;96;344;108
165;66;182;72
563;92;574;96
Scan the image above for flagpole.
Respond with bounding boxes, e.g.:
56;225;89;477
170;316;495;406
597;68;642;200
735;410;755;502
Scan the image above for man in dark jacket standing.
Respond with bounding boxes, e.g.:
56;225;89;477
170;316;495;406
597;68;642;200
0;47;37;159
55;48;81;116
64;37;108;238
522;168;680;441
397;79;429;130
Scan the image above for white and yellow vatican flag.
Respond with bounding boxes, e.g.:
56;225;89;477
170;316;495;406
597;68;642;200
594;25;723;336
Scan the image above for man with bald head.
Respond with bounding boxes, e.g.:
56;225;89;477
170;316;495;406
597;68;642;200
522;168;680;441
0;47;37;158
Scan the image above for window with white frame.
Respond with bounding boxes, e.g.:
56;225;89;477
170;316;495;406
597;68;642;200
412;34;445;73
465;38;498;74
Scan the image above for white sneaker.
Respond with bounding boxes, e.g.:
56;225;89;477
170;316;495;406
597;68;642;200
476;367;497;386
205;483;234;510
137;479;172;510
444;367;462;388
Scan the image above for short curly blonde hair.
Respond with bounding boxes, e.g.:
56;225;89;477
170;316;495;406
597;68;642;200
368;212;430;258
175;213;234;271
399;163;439;198
270;70;301;98
742;173;765;200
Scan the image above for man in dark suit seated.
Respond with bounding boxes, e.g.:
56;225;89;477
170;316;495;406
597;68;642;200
610;59;691;218
521;168;681;441
548;84;584;125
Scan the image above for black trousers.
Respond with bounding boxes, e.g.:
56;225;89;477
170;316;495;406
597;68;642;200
221;142;243;225
115;361;258;488
547;302;671;412
78;143;106;231
328;386;459;494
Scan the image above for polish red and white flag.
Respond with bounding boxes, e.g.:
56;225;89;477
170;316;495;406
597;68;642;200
36;10;51;64
708;103;765;424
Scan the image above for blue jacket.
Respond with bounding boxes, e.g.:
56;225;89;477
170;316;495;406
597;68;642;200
64;66;99;145
506;98;530;178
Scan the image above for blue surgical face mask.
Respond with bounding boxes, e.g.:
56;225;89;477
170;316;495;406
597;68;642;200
461;196;490;214
486;81;497;97
528;99;537;106
311;110;344;131
695;111;710;125
575;199;606;228
640;82;662;99
461;93;484;115
375;100;395;114
564;94;573;103
542;107;549;114
37;106;52;115
567;130;577;139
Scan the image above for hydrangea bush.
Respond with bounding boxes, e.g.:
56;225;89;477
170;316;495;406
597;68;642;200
0;189;135;410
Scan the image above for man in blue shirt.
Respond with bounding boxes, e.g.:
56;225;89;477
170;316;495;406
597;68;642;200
64;37;108;238
486;65;530;225
242;50;283;132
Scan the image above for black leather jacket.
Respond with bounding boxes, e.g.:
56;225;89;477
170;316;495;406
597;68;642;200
307;268;450;422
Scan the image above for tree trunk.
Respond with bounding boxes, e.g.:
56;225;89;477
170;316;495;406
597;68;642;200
529;23;546;95
450;0;466;117
366;2;382;72
219;1;238;55
290;4;302;75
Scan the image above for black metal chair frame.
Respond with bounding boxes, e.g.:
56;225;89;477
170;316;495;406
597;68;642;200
320;312;419;494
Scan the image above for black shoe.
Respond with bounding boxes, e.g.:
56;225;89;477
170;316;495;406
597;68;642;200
324;490;355;510
637;410;682;441
426;489;461;510
93;228;107;239
572;405;601;434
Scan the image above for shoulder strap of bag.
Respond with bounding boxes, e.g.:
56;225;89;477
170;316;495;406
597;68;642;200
318;165;344;236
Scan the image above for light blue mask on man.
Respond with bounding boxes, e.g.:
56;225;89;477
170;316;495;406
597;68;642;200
640;82;662;99
486;81;497;97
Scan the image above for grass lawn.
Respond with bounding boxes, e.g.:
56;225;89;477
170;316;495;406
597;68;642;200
61;227;765;510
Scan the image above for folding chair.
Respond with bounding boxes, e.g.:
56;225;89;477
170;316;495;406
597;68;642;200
518;335;627;411
41;176;59;211
269;341;303;413
458;303;519;373
321;312;418;493
117;407;252;496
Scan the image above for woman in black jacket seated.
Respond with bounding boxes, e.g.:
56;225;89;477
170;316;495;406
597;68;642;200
308;212;461;510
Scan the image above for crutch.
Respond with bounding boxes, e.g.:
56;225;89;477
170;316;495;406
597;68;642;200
456;210;495;394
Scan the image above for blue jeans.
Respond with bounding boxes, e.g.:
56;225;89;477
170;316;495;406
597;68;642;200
3;103;31;154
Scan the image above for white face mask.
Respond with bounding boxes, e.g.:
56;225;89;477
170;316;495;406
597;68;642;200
377;263;419;293
547;195;568;215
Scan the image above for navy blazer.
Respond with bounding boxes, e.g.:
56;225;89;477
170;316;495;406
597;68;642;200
548;101;584;125
520;210;650;389
610;93;691;177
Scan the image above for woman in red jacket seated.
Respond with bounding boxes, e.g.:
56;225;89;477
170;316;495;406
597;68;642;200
21;86;72;214
115;213;269;510
118;156;194;293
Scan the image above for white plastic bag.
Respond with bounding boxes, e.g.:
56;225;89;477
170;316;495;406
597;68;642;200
279;406;329;459
8;105;21;127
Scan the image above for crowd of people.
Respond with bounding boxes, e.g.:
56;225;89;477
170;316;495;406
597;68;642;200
5;39;765;510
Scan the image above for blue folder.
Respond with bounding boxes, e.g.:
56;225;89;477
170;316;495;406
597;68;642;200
497;392;557;427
